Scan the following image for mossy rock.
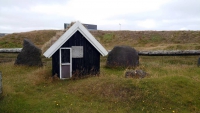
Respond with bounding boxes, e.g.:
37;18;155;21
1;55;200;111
106;46;139;68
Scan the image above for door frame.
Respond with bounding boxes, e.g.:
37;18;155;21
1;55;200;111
60;47;72;79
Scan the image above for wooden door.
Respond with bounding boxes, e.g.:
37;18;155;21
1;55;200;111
60;48;72;79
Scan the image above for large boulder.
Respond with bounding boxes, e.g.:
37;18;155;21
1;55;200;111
15;38;43;66
106;46;139;68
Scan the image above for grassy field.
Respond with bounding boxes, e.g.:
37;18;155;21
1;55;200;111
0;55;200;113
0;30;200;112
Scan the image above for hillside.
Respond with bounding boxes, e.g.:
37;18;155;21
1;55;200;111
91;30;200;50
0;30;200;51
0;30;58;48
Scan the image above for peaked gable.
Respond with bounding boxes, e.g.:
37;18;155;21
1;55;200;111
43;21;108;58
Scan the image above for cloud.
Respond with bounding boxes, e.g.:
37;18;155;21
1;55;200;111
0;0;73;32
105;0;200;30
136;19;156;29
0;0;199;33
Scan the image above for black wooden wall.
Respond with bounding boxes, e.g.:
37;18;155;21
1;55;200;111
52;31;100;77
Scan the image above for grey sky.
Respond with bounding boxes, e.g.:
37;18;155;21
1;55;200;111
0;0;200;33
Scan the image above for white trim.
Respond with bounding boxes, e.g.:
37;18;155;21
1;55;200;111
43;21;108;58
60;48;72;79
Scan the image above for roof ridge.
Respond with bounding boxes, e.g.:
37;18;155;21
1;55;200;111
43;21;108;58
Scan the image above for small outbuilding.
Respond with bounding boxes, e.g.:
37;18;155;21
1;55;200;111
43;21;108;79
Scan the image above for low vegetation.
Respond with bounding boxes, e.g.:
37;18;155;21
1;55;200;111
0;55;200;112
0;30;58;48
0;30;200;112
91;30;200;50
1;30;200;51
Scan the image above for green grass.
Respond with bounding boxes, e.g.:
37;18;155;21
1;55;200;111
102;33;114;42
1;30;200;112
0;41;21;48
0;30;58;48
0;54;17;65
1;55;200;113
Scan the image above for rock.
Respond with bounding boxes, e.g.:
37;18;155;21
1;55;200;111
106;46;139;68
125;69;148;79
198;57;200;67
135;70;147;78
15;38;43;66
125;70;136;78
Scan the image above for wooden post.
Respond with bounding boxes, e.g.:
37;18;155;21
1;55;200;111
198;57;200;67
0;71;2;94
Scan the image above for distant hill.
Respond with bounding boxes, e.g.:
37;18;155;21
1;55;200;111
0;30;200;51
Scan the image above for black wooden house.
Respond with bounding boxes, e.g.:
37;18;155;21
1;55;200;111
43;21;108;79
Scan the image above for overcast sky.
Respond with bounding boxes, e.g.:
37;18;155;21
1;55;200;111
0;0;200;33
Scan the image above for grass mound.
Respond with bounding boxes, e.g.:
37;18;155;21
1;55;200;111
0;30;58;48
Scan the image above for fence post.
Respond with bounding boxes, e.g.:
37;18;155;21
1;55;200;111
0;71;2;94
